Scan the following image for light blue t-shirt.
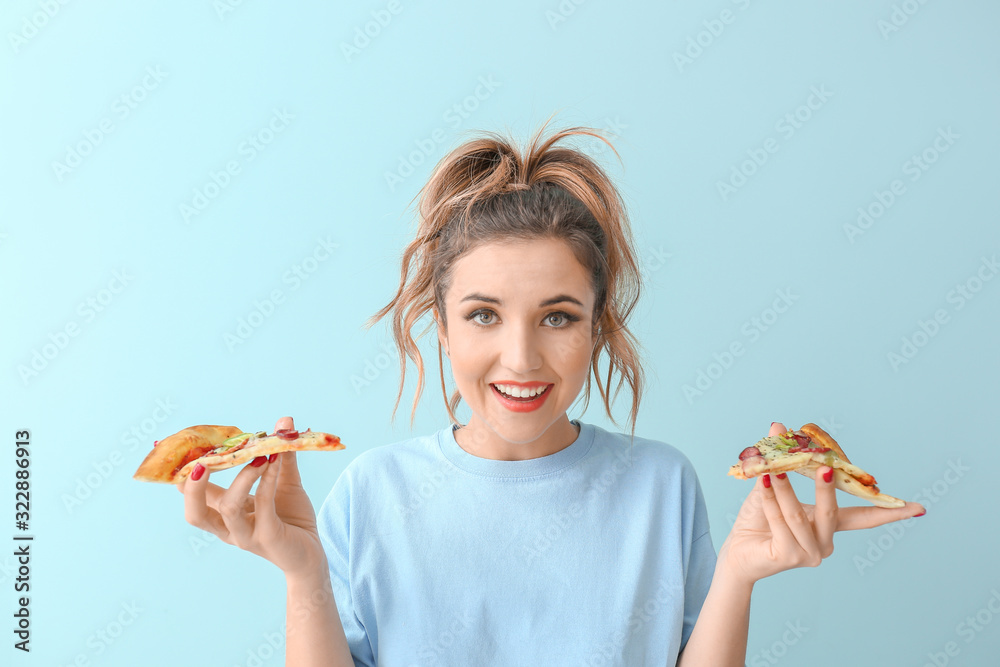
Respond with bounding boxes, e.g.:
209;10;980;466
316;420;718;666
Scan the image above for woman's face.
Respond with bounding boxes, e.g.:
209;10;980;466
436;237;596;452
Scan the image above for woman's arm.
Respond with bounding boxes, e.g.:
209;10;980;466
676;563;753;667
285;564;355;667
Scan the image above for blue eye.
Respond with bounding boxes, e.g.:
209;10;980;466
466;309;496;327
545;312;580;327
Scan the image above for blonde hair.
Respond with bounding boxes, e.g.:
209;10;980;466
365;116;646;437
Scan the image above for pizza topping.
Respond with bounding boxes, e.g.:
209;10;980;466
777;435;797;448
153;440;159;447
739;447;762;460
170;445;217;478
275;429;299;441
255;431;267;437
790;431;812;448
788;445;831;454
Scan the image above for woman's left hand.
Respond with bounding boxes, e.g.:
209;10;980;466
718;421;926;586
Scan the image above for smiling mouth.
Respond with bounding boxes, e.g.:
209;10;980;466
491;383;551;401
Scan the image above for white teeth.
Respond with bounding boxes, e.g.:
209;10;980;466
494;384;547;398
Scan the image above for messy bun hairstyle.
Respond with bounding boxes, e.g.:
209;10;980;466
365;116;646;437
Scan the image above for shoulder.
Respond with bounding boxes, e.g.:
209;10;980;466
583;422;703;489
321;427;447;499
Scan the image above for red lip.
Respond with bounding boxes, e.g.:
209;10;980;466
490;382;553;413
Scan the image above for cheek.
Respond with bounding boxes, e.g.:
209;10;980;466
549;330;593;375
448;339;489;377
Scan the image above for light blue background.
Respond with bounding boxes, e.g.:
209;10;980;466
3;1;998;665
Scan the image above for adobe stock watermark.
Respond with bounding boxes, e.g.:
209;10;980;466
179;108;294;223
8;0;73;54
582;579;676;666
520;447;634;566
672;0;755;73
918;587;1000;667
415;609;476;664
682;288;799;404
232;622;288;667
384;75;502;192
747;619;810;667
223;236;338;351
588;116;628;160
716;85;833;201
340;0;403;63
877;0;933;40
886;253;997;371
637;244;673;284
57;600;143;666
545;0;589;31
51;66;168;182
350;341;396;394
213;0;250;21
16;269;134;386
843;126;958;244
853;458;968;575
62;398;178;514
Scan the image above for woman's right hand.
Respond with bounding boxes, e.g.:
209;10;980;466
177;416;327;578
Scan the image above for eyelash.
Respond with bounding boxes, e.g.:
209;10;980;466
465;308;581;329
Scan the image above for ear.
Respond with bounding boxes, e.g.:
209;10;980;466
433;306;449;356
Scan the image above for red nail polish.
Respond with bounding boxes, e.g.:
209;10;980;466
191;463;205;481
776;473;787;480
153;440;159;447
268;453;278;463
914;511;926;517
770;422;777;428
251;456;267;467
762;474;771;488
823;468;833;483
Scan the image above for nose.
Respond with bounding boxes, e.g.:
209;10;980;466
499;320;543;375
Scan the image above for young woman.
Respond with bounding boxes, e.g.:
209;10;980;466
179;121;924;666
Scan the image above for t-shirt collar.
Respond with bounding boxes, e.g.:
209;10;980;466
438;419;595;478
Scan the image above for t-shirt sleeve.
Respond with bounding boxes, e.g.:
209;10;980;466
316;465;376;667
679;465;718;654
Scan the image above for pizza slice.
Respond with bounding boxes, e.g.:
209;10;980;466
728;423;905;508
133;424;345;484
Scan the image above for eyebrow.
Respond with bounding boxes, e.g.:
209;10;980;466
459;293;584;308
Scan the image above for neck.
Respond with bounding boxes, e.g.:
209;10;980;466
454;413;580;461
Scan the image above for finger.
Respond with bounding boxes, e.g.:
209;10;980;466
176;474;228;509
182;465;230;540
254;455;282;537
217;457;269;546
757;474;798;555
836;501;926;531
770;472;822;564
274;415;294;433
813;466;838;557
769;421;788;437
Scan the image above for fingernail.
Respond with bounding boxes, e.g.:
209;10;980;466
153;440;159;447
914;511;926;517
823;468;833;483
770;422;777;428
251;456;267;467
776;473;787;480
762;474;771;489
191;463;205;481
268;453;278;463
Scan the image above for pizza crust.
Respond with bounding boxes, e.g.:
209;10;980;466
133;425;243;484
794;463;905;509
132;425;344;484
